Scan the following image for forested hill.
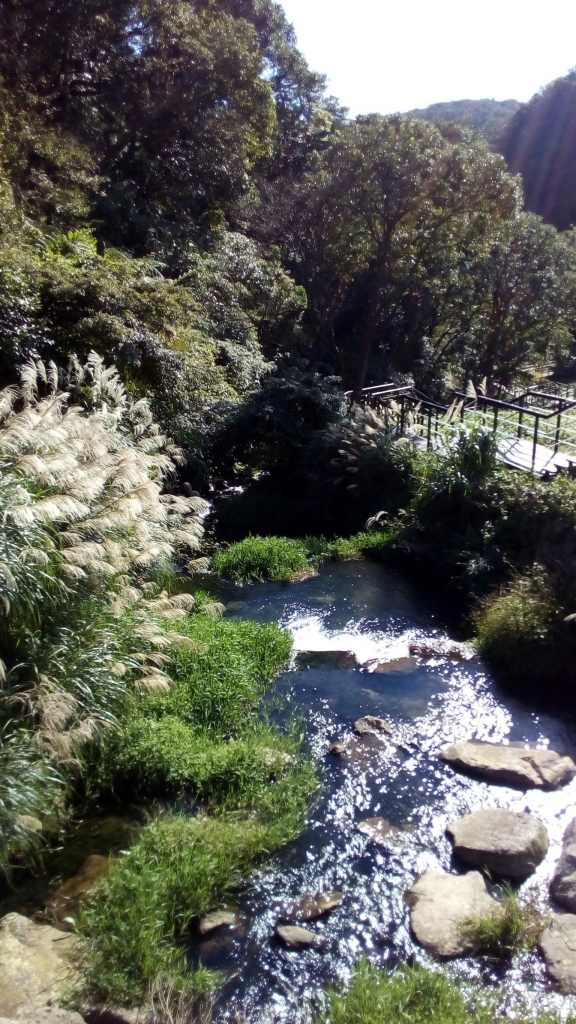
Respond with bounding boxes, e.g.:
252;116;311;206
498;70;576;230
408;98;521;139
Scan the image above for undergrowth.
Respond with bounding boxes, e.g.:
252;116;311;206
212;535;313;582
319;960;572;1024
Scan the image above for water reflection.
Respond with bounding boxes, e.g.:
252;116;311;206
210;560;576;1022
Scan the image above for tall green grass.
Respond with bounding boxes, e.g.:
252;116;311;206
459;885;546;958
212;535;312;582
319;960;572;1024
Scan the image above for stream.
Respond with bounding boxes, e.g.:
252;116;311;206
206;559;576;1022
3;558;576;1021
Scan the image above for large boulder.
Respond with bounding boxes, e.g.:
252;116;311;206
439;741;576;790
446;808;548;879
539;914;576;994
353;716;392;737
550;818;576;910
404;869;500;958
0;913;77;1018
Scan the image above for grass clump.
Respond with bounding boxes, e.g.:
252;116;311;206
78;780;315;1005
212;535;313;582
329;529;396;561
460;885;547;958
318;959;570;1024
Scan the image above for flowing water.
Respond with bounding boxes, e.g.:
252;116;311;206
201;559;576;1022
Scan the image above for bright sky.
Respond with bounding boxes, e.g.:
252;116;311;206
279;0;576;114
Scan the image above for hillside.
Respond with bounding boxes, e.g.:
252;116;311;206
409;98;521;139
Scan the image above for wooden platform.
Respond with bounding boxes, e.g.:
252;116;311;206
496;438;571;477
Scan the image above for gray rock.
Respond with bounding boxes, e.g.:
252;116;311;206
284;892;343;922
0;1011;84;1024
295;650;359;670
439;741;576;789
328;742;346;756
364;657;418;674
551;818;576;911
15;816;43;833
198;911;237;936
409;640;472;660
446;808;548;879
0;913;77;1018
353;716;392;737
355;817;412;848
275;925;322;950
539;914;576;993
404;869;500;958
44;855;112;926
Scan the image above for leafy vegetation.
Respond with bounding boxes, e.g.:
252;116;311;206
213;535;313;582
318;960;571;1024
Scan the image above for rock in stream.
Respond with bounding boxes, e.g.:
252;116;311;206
439;740;576;789
446;808;548;879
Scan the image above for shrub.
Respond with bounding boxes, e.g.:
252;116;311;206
459;886;547;958
473;569;564;679
212;535;313;582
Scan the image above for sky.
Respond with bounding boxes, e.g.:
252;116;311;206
279;0;576;115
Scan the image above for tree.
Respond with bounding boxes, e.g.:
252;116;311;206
280;115;519;396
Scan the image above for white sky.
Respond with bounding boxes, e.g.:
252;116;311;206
279;0;576;114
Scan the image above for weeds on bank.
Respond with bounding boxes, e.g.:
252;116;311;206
328;529;397;561
318;960;572;1024
213;535;314;582
473;569;561;675
460;885;547;958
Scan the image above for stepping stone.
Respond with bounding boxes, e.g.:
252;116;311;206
539;914;576;993
354;716;392;737
439;740;576;789
404;869;500;958
284;892;343;922
296;650;359;670
329;742;346;756
409;640;472;660
446;808;548;879
198;910;237;936
366;657;418;674
550;818;576;911
355;817;411;848
275;924;323;949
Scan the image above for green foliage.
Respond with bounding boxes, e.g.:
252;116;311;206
213;535;312;582
77;783;315;1004
0;729;62;868
473;570;562;676
410;99;521;140
329;530;395;561
460;886;546;958
318;960;570;1024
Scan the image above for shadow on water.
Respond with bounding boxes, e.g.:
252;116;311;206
202;559;576;1022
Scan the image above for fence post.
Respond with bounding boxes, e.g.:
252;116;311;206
399;395;405;435
517;408;523;438
554;412;562;454
532;416;539;471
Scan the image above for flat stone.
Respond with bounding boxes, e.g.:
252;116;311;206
368;656;418;674
354;716;392;737
446;808;548;879
295;650;359;670
285;892;343;922
404;869;500;958
539;914;576;993
409;640;472;660
44;855;111;925
0;1011;84;1024
551;818;576;911
355;817;410;848
198;911;236;936
439;741;576;789
261;748;295;769
275;925;322;949
329;742;346;756
15;816;43;833
0;913;77;1018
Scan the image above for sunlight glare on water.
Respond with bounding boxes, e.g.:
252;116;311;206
207;560;576;1023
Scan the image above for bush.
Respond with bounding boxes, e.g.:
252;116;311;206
212;535;313;582
459;886;547;958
